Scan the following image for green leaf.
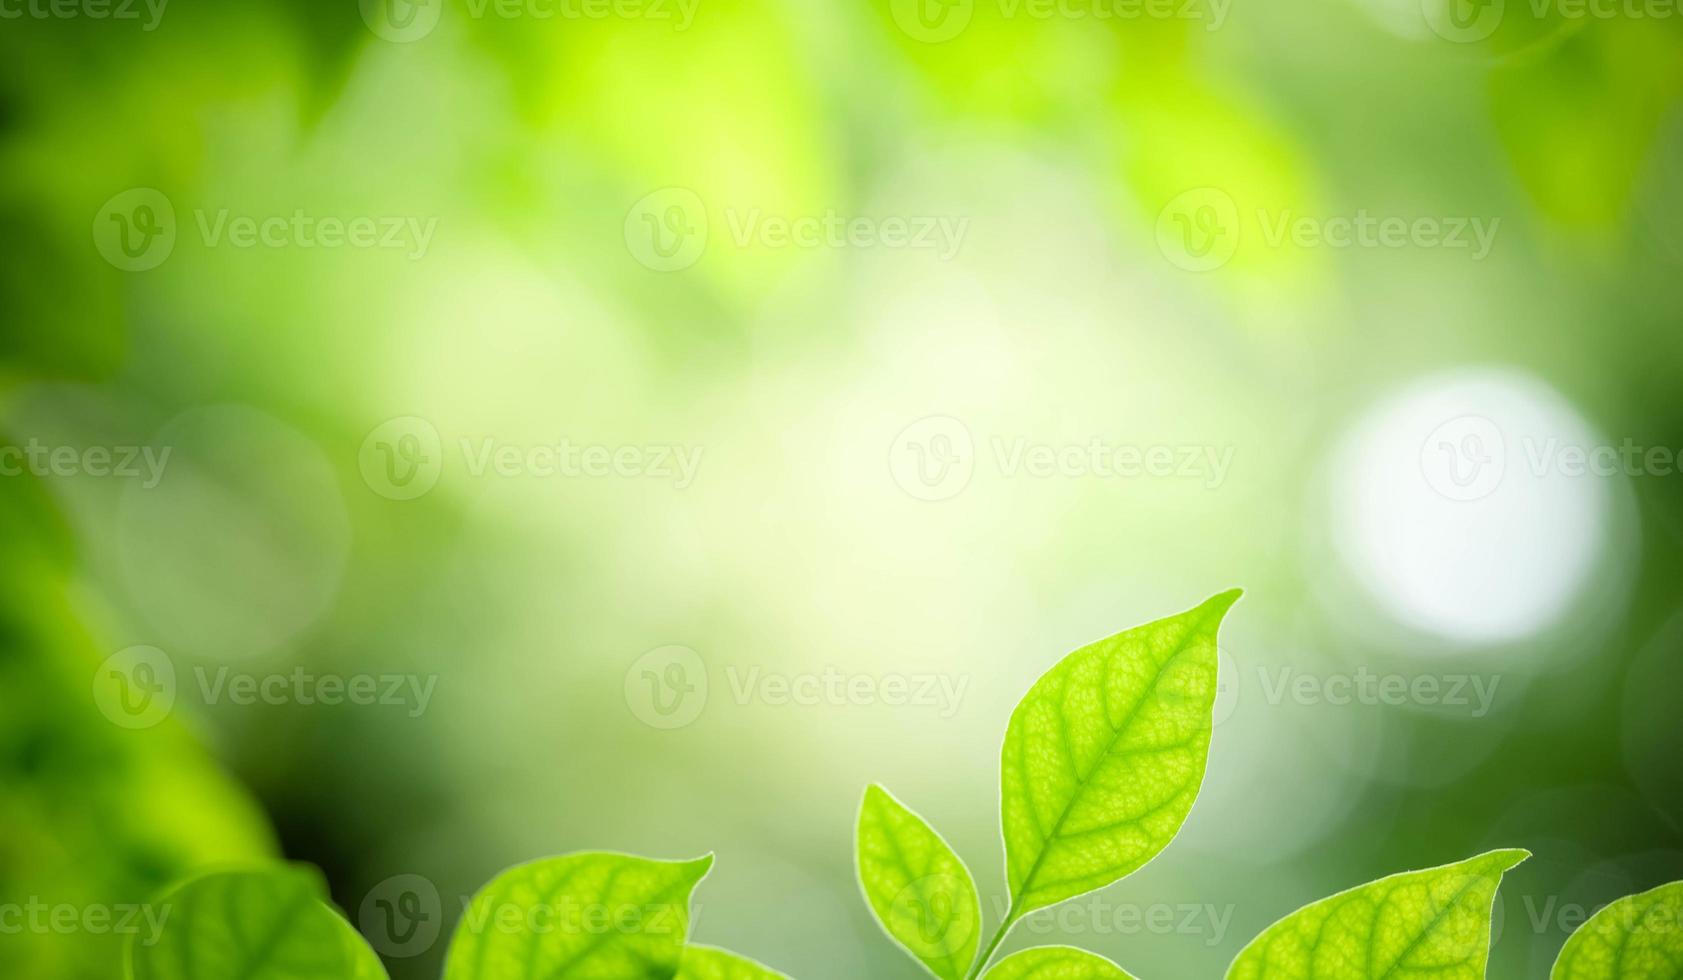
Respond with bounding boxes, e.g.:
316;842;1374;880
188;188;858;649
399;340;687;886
1551;880;1683;980
1226;848;1530;980
442;851;712;980
856;784;982;980
984;946;1136;979
677;945;791;979
127;866;386;980
1000;589;1240;917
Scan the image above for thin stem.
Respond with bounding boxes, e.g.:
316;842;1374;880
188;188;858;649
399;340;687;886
964;906;1017;980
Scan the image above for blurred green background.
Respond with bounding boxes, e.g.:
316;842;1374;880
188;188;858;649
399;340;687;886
3;0;1683;977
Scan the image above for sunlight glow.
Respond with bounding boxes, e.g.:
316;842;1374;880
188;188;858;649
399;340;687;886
1327;368;1611;646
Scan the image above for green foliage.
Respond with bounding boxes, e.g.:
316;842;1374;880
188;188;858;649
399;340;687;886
856;784;982;980
127;867;384;980
677;946;791;979
1550;880;1683;980
442;852;712;980
0;474;273;980
127;853;784;980
1224;849;1529;980
1001;589;1239;916
983;946;1135;979
117;590;1683;980
858;592;1241;979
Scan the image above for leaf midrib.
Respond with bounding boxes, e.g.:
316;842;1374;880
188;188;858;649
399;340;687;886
1371;871;1487;980
873;802;967;980
229;883;315;980
1009;611;1216;911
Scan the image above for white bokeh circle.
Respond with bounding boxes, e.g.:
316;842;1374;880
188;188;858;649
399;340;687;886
1327;368;1611;646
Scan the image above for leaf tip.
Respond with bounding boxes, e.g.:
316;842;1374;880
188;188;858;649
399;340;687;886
1196;588;1244;623
1480;847;1531;873
858;783;888;819
683;852;717;882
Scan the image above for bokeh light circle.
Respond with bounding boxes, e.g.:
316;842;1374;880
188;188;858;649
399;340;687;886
1327;368;1611;646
